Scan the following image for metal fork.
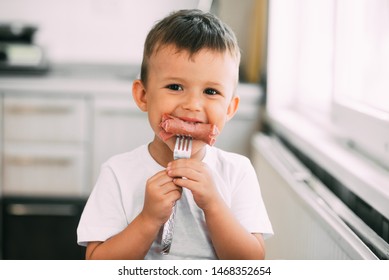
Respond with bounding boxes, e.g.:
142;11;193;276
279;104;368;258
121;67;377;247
161;135;192;254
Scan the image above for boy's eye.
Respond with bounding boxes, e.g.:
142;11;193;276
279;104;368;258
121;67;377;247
204;88;219;95
166;84;183;91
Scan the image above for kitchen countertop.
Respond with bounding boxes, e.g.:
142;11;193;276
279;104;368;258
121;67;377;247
0;63;263;110
0;64;139;96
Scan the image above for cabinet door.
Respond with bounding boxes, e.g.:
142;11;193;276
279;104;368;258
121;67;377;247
3;95;87;142
3;142;86;196
93;97;153;183
2;94;89;197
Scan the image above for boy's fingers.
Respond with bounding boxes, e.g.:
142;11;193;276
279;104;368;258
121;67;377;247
161;182;182;195
168;159;210;175
166;190;182;204
147;170;173;186
167;168;200;182
172;177;193;190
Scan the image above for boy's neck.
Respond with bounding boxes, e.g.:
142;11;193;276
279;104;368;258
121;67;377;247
148;138;173;167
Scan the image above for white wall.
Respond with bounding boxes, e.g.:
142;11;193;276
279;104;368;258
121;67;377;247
0;0;200;64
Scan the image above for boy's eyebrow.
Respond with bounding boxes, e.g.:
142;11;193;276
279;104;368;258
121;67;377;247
205;81;225;88
161;76;185;81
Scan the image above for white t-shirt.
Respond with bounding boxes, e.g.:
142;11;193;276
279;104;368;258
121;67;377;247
77;144;273;259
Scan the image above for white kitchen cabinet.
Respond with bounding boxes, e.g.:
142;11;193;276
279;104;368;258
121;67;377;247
3;142;86;196
92;97;153;182
1;93;90;197
3;96;88;142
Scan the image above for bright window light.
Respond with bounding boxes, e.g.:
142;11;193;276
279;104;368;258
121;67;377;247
267;0;389;168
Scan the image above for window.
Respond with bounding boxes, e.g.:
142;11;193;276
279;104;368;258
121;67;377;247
267;0;334;118
266;0;389;222
267;0;389;168
332;0;389;168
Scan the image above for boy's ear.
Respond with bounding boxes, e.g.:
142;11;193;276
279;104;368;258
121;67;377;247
226;95;240;121
132;79;148;112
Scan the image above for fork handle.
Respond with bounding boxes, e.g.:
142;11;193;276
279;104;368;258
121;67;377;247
161;203;177;254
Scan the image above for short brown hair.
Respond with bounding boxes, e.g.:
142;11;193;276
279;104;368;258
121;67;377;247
140;9;241;85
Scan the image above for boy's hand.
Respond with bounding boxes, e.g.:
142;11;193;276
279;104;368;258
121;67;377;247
166;159;221;212
141;170;182;226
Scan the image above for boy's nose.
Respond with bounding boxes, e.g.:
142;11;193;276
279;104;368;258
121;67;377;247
182;93;202;111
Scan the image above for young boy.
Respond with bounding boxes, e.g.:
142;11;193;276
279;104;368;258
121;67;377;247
77;9;273;260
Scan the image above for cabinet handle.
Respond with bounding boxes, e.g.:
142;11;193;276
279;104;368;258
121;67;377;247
5;105;73;115
7;203;78;216
5;156;72;167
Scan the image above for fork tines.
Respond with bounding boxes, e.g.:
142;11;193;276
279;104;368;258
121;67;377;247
174;135;192;159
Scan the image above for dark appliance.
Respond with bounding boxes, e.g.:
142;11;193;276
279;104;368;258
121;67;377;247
1;196;86;260
0;23;49;74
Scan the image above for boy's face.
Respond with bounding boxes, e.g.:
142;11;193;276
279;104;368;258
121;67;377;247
134;45;240;156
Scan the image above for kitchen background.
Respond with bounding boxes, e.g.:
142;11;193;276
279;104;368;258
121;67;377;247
0;0;267;259
1;0;388;260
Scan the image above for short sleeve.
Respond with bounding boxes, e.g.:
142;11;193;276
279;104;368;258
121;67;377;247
230;158;274;239
77;164;128;246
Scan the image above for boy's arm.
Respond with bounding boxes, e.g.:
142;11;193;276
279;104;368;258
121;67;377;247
85;212;160;259
203;199;266;260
